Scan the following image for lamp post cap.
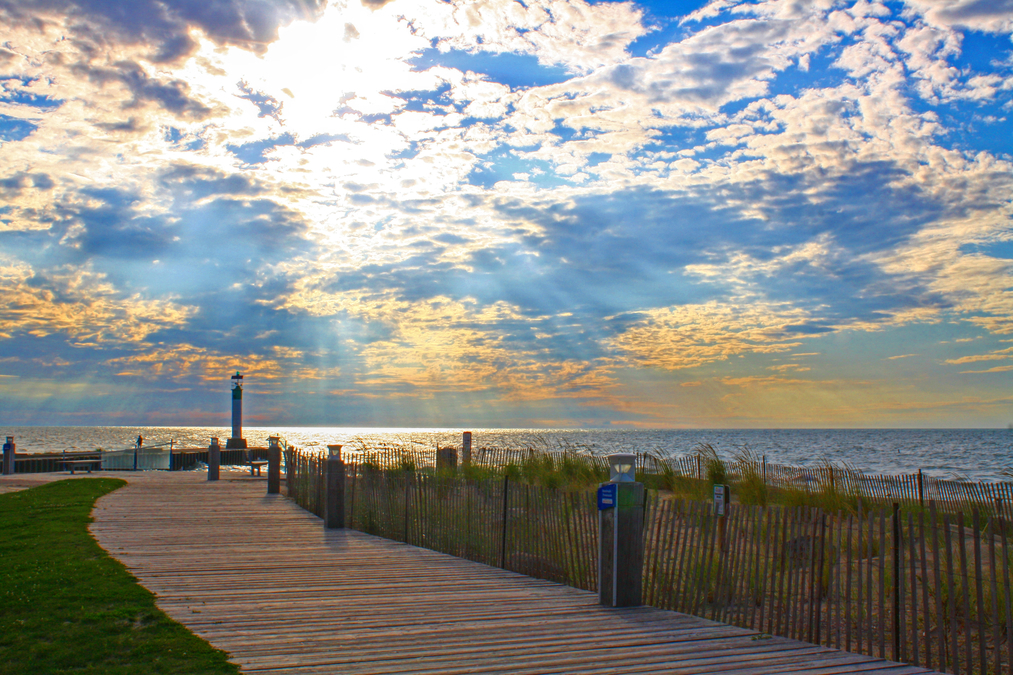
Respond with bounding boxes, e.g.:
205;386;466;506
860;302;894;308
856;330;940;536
608;453;637;483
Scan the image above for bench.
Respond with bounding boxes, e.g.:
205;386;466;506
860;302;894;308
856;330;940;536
64;459;101;475
244;450;269;477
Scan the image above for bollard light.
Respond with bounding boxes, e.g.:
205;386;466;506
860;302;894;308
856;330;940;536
327;444;342;460
608;453;636;483
210;437;220;449
268;435;281;450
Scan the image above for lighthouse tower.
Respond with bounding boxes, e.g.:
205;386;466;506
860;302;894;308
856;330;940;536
226;371;247;449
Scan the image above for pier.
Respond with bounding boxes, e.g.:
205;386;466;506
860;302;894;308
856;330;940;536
82;472;935;674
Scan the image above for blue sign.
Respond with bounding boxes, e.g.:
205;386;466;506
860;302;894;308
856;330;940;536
597;483;617;510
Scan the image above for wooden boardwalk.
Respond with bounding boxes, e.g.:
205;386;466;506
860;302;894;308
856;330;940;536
88;472;938;674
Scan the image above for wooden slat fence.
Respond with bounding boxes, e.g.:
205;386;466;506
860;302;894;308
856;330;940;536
285;450;1013;675
320;444;1013;518
652;453;1013;520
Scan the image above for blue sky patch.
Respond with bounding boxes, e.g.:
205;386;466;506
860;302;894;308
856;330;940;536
410;48;573;88
0;114;37;142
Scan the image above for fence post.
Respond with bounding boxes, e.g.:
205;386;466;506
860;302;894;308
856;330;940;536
892;502;901;660
500;475;509;569
2;436;14;475
697;452;701;481
462;431;472;466
403;470;411;543
325;445;345;529
436;446;457;471
207;437;220;481
267;441;281;494
918;470;924;508
349;461;357;528
762;455;766;485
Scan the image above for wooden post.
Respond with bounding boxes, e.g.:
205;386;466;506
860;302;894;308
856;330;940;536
697;452;701;481
462;431;472;466
436;446;457;471
500;475;509;569
403;471;410;543
892;502;901;661
267;445;281;494
918;470;924;508
325;445;345;529
599;480;646;607
762;454;767;485
207;437;220;481
2;436;15;475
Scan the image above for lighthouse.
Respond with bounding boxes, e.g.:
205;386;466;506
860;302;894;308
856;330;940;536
226;371;247;449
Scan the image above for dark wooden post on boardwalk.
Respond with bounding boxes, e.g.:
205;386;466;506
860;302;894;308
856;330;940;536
267;435;282;494
325;445;345;529
2;436;14;475
462;431;472;466
207;437;220;482
598;453;645;607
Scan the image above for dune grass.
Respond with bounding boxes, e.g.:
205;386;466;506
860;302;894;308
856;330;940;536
0;479;239;675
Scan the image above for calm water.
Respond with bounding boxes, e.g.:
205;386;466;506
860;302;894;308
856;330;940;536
3;426;1013;481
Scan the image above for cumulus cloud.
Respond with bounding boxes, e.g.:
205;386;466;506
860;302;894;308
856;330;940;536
0;0;326;62
902;0;1013;33
2;0;1012;425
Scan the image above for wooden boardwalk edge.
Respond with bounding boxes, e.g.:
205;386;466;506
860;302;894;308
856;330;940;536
88;472;941;674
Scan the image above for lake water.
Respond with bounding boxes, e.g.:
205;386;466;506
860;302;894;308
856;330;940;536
3;426;1012;481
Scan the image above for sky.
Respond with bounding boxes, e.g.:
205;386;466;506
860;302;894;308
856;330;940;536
0;0;1011;429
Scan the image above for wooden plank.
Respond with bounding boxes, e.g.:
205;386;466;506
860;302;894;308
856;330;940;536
972;511;986;675
846;512;854;654
987;519;1000;675
879;509;887;660
907;512;918;667
944;513;959;675
957;516;972;675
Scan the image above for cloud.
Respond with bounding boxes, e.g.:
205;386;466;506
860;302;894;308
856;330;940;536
0;0;326;62
0;259;196;345
959;365;1013;374
902;0;1013;33
106;343;338;382
945;346;1013;364
409;0;650;74
606;301;808;371
2;0;1013;426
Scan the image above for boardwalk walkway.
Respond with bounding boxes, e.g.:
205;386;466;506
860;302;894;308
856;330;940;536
88;472;937;674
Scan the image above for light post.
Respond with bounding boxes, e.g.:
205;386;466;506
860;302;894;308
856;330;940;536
325;444;345;529
597;453;645;607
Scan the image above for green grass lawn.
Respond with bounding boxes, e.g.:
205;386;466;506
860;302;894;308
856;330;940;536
0;479;240;675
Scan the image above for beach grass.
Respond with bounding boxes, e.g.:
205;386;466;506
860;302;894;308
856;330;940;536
0;478;239;675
